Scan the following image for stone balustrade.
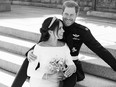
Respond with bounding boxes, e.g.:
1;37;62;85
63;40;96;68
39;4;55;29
0;0;11;12
8;0;116;13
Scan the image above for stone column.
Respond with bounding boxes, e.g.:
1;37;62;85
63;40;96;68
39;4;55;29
0;0;11;12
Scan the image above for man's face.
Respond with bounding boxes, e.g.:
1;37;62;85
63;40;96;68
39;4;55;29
62;7;77;26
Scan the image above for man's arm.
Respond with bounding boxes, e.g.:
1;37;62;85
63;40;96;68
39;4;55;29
26;44;38;62
11;44;37;87
25;45;35;56
83;29;116;71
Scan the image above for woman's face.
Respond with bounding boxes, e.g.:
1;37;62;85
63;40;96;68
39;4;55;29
56;21;64;39
49;21;64;40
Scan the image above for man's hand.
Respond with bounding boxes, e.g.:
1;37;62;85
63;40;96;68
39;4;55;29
64;65;76;78
27;50;37;62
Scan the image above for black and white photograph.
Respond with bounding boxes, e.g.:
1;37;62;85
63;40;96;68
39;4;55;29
0;0;116;87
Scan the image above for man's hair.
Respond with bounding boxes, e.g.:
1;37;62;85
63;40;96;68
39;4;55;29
62;0;80;14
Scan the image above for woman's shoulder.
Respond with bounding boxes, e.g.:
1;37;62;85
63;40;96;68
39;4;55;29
36;42;49;47
58;42;69;50
36;41;66;48
33;43;45;51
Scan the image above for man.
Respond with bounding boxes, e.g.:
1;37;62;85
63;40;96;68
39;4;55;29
11;1;116;87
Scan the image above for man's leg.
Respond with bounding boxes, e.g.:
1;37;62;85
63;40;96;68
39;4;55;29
63;73;77;87
75;60;85;82
11;58;29;87
62;60;85;87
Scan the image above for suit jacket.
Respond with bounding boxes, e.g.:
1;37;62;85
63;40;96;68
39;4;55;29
62;22;116;71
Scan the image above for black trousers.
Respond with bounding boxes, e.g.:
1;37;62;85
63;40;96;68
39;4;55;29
11;58;29;87
11;59;83;87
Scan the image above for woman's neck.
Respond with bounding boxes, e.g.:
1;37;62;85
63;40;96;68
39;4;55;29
45;39;58;46
41;38;64;47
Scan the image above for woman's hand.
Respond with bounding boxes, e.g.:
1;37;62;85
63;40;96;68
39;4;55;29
64;65;76;78
42;71;66;81
27;50;37;62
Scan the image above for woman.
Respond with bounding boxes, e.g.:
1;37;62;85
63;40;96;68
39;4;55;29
27;17;76;87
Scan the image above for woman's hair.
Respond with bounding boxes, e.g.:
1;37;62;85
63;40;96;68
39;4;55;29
62;0;80;14
39;17;62;42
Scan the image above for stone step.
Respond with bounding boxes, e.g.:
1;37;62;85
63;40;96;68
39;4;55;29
0;68;116;87
0;48;116;81
87;11;116;19
0;26;116;81
0;26;116;57
0;26;40;43
0;68;29;87
0;4;116;87
0;33;36;56
76;74;116;87
0;28;116;81
0;50;25;74
0;40;29;56
78;53;116;81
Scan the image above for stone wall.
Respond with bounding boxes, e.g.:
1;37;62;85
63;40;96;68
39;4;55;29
0;0;11;12
11;0;116;13
96;0;116;12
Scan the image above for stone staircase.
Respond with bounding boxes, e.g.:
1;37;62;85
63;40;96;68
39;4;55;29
0;26;116;87
0;5;116;87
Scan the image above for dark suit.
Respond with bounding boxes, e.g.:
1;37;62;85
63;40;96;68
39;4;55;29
63;22;116;71
11;22;116;87
60;22;116;87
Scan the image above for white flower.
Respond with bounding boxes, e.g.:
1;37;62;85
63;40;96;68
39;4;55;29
48;57;66;74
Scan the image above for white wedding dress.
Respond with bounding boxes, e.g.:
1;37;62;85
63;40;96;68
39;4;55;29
27;44;75;87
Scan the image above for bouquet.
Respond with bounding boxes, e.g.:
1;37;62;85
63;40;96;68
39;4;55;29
48;57;67;74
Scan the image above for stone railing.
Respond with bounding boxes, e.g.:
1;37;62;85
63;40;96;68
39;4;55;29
96;0;116;13
0;0;11;12
11;0;116;13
